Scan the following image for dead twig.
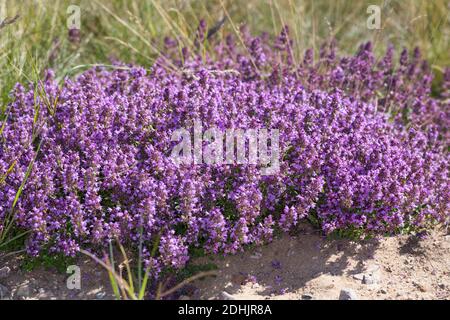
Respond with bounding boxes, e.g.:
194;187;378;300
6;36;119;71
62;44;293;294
156;270;218;299
0;249;26;262
0;15;20;30
207;16;226;39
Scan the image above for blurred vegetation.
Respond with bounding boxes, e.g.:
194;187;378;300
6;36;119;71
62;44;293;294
0;0;448;108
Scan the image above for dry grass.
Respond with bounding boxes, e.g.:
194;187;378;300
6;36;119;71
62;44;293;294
0;0;448;108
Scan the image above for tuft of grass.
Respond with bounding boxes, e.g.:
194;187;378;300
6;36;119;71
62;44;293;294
82;236;217;300
1;0;448;108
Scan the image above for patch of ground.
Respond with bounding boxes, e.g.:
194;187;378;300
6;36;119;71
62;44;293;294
191;224;450;300
0;224;449;300
0;255;115;300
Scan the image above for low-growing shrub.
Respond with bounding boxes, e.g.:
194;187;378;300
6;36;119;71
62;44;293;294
0;26;448;272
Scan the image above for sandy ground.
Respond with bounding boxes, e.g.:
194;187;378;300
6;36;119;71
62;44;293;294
191;224;450;300
0;223;449;300
0;255;115;300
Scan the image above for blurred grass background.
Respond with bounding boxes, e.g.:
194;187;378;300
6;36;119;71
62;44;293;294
0;0;448;108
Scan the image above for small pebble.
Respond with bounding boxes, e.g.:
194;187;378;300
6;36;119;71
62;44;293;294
0;266;11;279
339;288;358;300
352;273;364;281
362;274;379;285
301;293;314;300
16;284;32;299
0;283;10;300
220;291;236;300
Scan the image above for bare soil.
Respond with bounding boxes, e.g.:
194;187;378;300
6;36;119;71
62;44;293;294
192;224;450;300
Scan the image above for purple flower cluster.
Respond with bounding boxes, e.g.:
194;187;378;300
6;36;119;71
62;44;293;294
0;27;448;271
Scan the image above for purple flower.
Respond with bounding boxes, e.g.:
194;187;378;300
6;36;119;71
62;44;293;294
0;25;448;276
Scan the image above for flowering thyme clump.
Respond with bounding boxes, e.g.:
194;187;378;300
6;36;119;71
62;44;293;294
0;28;448;271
